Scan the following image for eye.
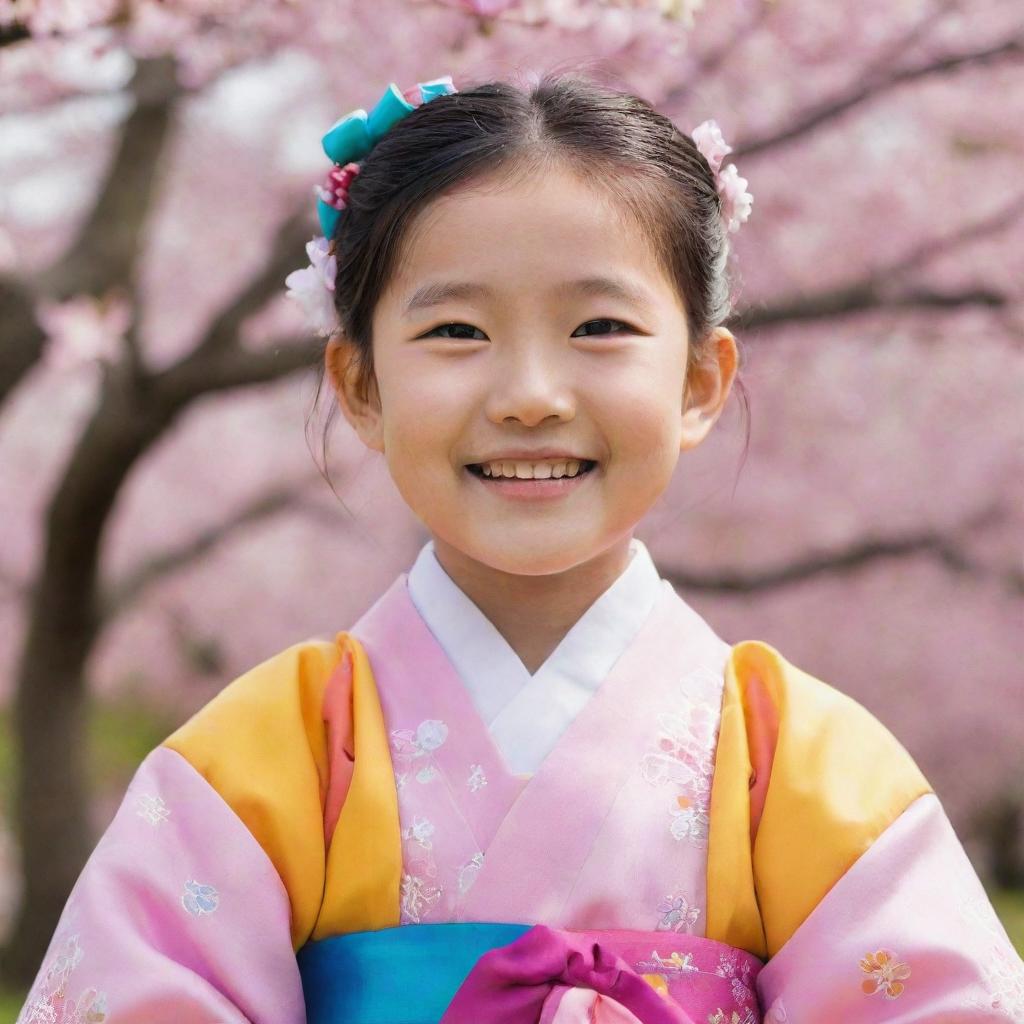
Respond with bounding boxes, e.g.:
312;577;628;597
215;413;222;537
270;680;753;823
570;319;634;338
419;322;487;340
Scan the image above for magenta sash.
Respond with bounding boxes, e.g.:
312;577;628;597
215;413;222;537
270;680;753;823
442;924;764;1023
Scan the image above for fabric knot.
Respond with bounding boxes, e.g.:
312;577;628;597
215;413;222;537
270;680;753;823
440;924;695;1023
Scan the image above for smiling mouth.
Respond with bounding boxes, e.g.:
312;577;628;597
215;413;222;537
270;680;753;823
465;460;598;480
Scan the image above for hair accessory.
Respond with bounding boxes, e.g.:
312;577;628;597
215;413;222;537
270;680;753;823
285;75;458;337
315;75;458;239
690;119;753;234
285;86;749;339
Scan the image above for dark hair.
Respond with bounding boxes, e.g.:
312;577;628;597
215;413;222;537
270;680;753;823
308;70;751;499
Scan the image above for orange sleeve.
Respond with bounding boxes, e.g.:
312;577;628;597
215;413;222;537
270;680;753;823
705;639;933;958
162;632;401;950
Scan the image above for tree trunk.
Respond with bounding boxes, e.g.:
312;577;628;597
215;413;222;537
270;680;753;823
0;363;177;988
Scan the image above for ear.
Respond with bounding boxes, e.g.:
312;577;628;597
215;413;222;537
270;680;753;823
324;335;385;455
680;326;739;452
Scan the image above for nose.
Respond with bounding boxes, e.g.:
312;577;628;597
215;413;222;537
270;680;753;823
483;344;576;427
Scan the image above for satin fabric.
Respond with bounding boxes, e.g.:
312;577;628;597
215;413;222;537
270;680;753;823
297;921;763;1023
298;922;530;1023
18;567;1023;1021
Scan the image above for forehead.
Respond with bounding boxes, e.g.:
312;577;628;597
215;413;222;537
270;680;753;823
382;164;680;315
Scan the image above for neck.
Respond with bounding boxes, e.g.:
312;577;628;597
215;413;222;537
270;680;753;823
429;536;635;675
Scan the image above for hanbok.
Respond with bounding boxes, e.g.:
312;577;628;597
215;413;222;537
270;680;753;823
17;540;1024;1022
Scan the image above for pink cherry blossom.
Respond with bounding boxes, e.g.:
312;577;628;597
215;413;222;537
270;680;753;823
690;118;732;175
717;162;753;234
35;291;132;372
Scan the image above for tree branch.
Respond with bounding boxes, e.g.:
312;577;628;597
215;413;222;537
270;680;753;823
661;502;1022;596
100;473;328;621
34;56;182;302
732;33;1023;161
0;276;47;406
885;192;1024;279
149;333;322;409
732;283;1007;331
732;194;1024;330
176;206;315;362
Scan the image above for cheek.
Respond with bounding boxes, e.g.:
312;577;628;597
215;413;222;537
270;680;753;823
597;373;683;468
378;384;466;499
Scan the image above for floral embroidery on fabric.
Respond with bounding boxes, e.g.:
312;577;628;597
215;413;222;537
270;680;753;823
656;890;701;932
391;719;449;785
669;797;710;844
181;879;219;917
763;997;788;1022
467;764;487;792
958;889;1024;1019
402;815;435;850
400;872;443;923
859;949;911;999
633;948;699;1004
40;933;82;999
68;988;108;1023
391;717;457;922
634;949;699;976
639;669;720;848
707;1011;756;1024
133;792;170;826
714;947;757;1010
394;719;448;755
968;943;1024;1019
17;933;110;1024
457;851;485;894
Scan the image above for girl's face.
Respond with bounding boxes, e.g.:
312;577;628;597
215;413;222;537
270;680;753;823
329;163;736;578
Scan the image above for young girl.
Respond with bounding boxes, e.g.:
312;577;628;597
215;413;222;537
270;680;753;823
18;72;1024;1024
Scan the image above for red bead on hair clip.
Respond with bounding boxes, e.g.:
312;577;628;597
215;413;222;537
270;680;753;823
316;160;362;212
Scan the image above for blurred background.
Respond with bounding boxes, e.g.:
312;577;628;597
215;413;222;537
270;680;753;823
0;0;1022;1014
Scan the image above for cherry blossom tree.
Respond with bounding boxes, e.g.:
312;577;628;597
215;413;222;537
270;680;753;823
1;0;1021;987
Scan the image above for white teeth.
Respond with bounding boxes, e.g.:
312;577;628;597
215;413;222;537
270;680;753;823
479;458;589;479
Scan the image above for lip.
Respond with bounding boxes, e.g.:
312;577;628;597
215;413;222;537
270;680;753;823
464;448;596;464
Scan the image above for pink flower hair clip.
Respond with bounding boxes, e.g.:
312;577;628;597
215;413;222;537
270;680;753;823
690;119;753;234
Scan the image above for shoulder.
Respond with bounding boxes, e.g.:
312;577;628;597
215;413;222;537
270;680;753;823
708;638;933;957
161;634;349;949
163;635;345;800
165;635;341;736
724;638;930;809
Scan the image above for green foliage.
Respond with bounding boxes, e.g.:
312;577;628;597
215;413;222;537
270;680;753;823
992;886;1024;955
0;986;26;1022
83;691;179;796
0;692;178;818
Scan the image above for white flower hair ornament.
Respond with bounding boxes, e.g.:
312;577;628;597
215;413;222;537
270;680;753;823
690;118;754;234
285;75;458;338
284;235;338;339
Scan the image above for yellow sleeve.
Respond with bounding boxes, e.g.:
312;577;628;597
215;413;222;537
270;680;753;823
162;632;401;951
705;639;933;959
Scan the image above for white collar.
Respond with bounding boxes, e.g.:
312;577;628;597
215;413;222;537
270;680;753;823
405;537;666;775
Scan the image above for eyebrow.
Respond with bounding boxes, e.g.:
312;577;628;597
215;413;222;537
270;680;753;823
401;275;658;317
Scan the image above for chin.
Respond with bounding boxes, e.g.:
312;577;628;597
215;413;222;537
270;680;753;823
468;540;598;578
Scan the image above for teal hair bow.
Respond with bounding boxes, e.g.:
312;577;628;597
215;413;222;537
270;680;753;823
317;74;458;238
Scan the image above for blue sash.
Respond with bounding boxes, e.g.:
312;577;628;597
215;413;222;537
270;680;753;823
298;922;533;1024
